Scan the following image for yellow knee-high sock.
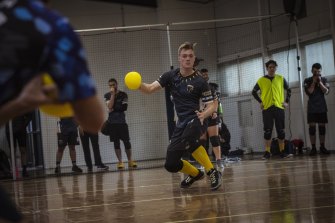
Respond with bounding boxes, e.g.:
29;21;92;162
265;145;271;153
279;142;285;152
192;145;214;172
180;160;199;177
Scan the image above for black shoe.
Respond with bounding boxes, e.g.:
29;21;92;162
180;169;204;188
309;148;317;156
262;151;271;160
207;168;222;191
87;166;93;172
298;148;303;155
280;152;293;158
97;164;109;171
320;147;330;155
72;165;83;173
22;169;29;177
55;166;61;174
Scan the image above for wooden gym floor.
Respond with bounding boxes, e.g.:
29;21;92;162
1;155;334;223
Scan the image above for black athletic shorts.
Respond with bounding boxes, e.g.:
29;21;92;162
208;116;220;127
307;112;328;124
262;106;285;131
109;123;130;142
58;131;79;147
168;118;207;151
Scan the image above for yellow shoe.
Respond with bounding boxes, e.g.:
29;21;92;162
117;162;124;169
128;160;137;168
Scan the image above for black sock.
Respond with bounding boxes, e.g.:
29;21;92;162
56;161;60;166
72;161;76;166
312;144;316;149
320;143;325;148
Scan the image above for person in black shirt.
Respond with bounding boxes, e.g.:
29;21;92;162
139;42;222;191
55;117;83;174
104;79;137;169
5;112;34;177
304;63;330;155
79;126;109;172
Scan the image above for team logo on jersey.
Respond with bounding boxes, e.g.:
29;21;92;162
187;85;194;93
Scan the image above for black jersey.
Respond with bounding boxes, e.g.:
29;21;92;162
104;91;128;124
304;76;329;113
158;68;213;128
208;82;220;99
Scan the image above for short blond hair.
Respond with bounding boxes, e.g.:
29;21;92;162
178;42;196;55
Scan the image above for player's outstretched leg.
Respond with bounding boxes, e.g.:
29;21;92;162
180;160;205;188
192;145;222;190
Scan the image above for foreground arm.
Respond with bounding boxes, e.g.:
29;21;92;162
72;96;104;134
0;75;56;126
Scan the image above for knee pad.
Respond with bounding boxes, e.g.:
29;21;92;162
309;126;316;136
277;129;285;140
264;129;272;140
164;160;182;173
319;125;326;135
123;141;131;150
210;136;220;147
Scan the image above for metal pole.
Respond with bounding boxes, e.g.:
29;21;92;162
257;0;267;74
166;25;173;69
329;0;335;67
165;25;175;139
8;120;16;180
75;14;284;33
293;17;308;148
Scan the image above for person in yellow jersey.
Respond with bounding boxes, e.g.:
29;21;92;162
252;60;291;159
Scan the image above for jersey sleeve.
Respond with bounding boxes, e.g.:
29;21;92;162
304;77;312;95
104;92;111;102
157;71;172;88
38;9;96;102
201;81;214;104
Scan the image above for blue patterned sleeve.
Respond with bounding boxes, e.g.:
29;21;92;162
31;2;96;102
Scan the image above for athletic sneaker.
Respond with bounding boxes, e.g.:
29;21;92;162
207;168;222;191
280;152;293;158
320;147;330;155
262;151;271;160
309;148;317;156
97;164;109;171
22;168;29;177
180;169;205;188
128;160;137;168
117;162;124;169
72;165;83;173
55;166;61;174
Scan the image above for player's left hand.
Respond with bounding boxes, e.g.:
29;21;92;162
19;75;57;110
282;102;288;108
